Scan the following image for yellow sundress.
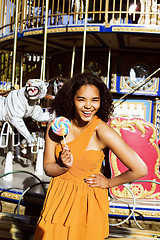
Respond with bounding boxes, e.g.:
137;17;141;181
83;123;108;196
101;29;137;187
34;116;109;240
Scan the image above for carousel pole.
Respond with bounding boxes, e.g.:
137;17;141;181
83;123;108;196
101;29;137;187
36;0;49;177
71;44;76;78
81;0;89;73
106;49;111;85
4;124;13;181
42;0;49;81
11;0;19;89
40;59;43;80
20;55;23;89
4;0;19;181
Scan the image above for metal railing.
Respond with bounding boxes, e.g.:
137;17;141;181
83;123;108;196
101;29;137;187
0;0;160;36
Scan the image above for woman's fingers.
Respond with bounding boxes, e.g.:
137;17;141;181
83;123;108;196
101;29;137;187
84;175;97;186
60;146;73;168
84;174;109;189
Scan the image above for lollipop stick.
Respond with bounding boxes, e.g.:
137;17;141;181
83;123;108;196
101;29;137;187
63;135;66;146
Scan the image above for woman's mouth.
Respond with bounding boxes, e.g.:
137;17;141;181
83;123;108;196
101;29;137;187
82;111;92;117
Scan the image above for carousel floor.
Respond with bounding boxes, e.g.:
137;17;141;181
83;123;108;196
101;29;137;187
0;148;50;195
0;212;160;240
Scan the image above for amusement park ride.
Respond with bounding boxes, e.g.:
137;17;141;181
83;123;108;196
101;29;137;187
1;0;160;239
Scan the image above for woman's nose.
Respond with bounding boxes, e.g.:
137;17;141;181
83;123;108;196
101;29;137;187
84;101;91;108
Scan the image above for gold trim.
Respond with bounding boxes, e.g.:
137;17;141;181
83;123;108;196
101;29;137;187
109;207;160;218
68;26;99;32
112;27;160;34
48;28;67;33
0;35;14;42
23;26;99;36
24;30;43;36
111;74;117;92
0;191;44;204
110;118;160;199
0;192;21;201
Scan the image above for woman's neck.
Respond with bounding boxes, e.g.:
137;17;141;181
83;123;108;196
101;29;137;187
71;115;95;129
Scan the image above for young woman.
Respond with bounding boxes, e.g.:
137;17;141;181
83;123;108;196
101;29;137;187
34;72;148;240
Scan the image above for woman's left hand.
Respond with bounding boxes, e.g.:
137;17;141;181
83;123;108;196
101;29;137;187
84;172;109;189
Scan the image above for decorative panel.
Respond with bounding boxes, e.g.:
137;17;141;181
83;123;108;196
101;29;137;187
120;76;159;96
110;75;160;96
113;99;153;123
108;117;160;200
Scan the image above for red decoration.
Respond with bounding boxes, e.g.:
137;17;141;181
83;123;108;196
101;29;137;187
108;117;160;199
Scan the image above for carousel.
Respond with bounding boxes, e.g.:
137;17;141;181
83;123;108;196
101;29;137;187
0;0;160;239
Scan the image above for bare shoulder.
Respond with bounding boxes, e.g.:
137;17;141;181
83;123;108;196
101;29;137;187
96;119;115;136
96;119;124;148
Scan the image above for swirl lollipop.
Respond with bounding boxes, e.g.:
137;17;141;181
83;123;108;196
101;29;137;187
51;116;71;146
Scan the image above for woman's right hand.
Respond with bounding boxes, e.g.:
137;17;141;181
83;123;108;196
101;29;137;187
60;145;73;168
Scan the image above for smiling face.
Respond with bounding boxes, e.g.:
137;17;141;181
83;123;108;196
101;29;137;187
73;84;100;124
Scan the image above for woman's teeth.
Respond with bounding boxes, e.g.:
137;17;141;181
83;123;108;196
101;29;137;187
83;111;92;115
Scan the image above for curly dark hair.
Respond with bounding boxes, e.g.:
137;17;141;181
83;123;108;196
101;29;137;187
54;72;114;122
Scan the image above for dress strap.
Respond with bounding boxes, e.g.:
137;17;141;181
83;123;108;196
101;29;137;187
68;115;101;159
82;115;100;150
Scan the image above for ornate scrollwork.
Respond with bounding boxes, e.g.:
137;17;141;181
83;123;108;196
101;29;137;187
110;118;160;199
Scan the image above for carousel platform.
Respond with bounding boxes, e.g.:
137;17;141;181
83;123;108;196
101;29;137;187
0;212;160;240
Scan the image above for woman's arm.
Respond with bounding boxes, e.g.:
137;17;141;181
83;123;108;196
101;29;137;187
85;121;148;188
43;124;73;177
